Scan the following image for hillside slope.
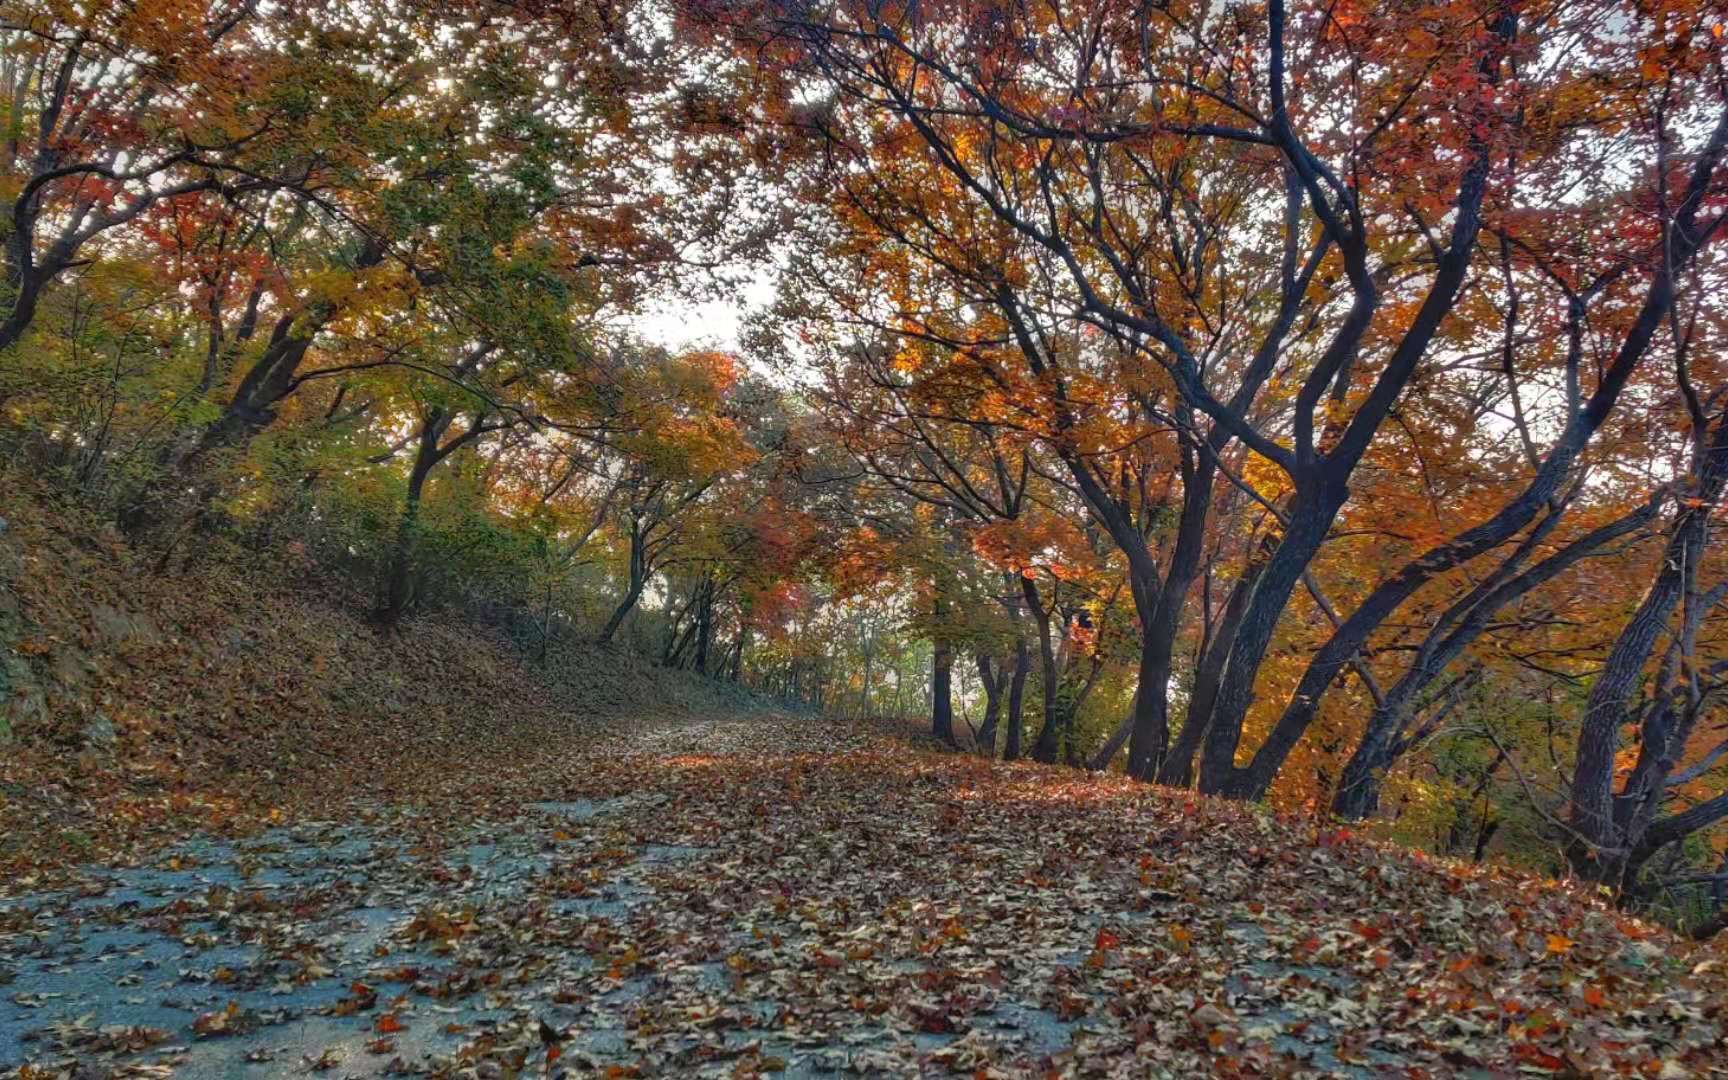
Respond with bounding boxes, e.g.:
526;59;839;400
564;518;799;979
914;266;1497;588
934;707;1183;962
0;486;771;878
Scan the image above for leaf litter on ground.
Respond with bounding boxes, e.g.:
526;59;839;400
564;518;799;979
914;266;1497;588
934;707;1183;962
2;713;1726;1078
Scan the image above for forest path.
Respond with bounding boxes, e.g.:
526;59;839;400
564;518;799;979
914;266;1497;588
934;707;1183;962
2;711;1723;1078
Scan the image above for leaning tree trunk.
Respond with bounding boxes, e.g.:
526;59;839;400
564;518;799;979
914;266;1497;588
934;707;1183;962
1330;496;1663;819
598;521;648;644
0;263;45;357
1159;564;1257;786
1569;406;1728;880
141;243;391;537
1212;106;1728;804
1088;687;1140;771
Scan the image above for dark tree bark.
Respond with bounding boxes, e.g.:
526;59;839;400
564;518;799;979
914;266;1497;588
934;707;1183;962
661;585;700;665
974;653;1005;756
1022;577;1067;764
378;413;449;629
1567;409;1728;882
727;627;748;681
1217;104;1728;804
1198;24;1519;798
1160;561;1259;786
195;242;388;460
767;0;1728;813
1087;687;1137;771
1003;635;1029;761
598;519;649;644
597;473;713;645
376;406;498;629
1328;497;1665;818
931;638;955;744
3;167;225;355
987;169;1319;787
693;574;716;675
666;617;699;668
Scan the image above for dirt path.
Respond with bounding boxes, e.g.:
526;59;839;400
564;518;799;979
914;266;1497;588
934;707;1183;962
1;713;827;1078
2;713;1724;1078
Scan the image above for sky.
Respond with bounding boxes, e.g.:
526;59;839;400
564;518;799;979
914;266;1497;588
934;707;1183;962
628;277;778;354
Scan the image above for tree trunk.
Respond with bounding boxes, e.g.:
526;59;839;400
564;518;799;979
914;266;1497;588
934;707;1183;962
1160;563;1258;786
598;520;648;644
859;624;876;717
660;589;696;664
1331;497;1663;818
1208;110;1728;803
931;639;955;744
376;410;452;629
1004;636;1028;761
666;617;699;668
1332;729;1397;820
0;220;49;356
1199;489;1343;796
974;653;1003;756
1124;439;1213;780
693;575;715;674
537;581;556;664
1022;660;1064;763
172;243;389;492
1571;588;1693;876
0;279;40;356
1124;614;1171;779
378;483;424;629
1088;687;1139;771
1026;580;1065;765
1571;409;1728;878
729;627;748;681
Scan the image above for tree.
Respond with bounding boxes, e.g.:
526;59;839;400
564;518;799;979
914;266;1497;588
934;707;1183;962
706;0;1728;806
0;1;359;354
593;348;759;644
1564;397;1728;890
